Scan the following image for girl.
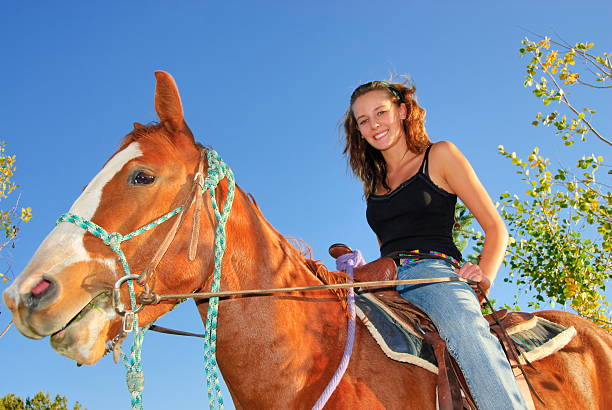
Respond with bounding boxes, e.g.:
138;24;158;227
343;80;528;410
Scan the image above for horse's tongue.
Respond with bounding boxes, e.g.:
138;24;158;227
31;279;51;295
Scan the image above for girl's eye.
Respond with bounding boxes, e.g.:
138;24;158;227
359;119;368;126
377;110;386;116
130;171;156;185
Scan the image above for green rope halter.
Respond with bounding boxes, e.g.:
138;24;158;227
56;149;234;410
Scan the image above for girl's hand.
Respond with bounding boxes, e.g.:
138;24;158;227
455;262;491;296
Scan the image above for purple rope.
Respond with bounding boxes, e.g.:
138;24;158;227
312;250;365;410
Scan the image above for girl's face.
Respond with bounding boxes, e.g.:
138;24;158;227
352;89;407;152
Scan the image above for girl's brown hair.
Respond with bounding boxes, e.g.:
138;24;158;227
343;81;431;197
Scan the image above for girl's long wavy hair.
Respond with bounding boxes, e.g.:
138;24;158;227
343;81;431;197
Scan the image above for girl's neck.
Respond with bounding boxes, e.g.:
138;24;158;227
381;139;415;173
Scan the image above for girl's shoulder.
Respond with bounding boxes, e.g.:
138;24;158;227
428;140;464;162
428;141;475;181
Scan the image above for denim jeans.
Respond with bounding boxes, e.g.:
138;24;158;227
396;259;528;410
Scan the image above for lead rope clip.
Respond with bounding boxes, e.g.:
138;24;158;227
123;312;135;333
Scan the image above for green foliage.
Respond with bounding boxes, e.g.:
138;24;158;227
497;145;610;327
453;202;473;253
0;392;84;410
520;37;611;147
453;202;482;265
0;141;32;283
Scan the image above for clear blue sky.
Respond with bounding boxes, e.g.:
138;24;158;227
1;1;610;409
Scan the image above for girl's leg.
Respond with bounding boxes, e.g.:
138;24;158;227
397;259;528;410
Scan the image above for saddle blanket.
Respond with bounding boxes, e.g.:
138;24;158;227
355;292;577;374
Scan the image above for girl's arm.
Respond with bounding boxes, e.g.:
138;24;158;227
432;141;508;290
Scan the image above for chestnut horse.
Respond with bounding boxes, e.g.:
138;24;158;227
4;71;612;409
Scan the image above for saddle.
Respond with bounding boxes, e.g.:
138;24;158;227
329;244;541;410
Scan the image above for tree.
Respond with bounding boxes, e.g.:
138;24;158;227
0;141;32;336
0;141;32;284
0;392;84;410
460;37;611;330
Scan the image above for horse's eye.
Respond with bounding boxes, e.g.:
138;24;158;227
131;171;156;185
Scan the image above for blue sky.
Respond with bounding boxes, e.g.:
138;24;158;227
1;1;610;409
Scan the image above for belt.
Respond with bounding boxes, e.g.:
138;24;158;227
387;250;462;270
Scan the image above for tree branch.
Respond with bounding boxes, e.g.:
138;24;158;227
0;320;12;338
539;61;612;146
576;80;612;89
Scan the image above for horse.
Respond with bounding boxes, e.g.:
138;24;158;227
4;71;612;409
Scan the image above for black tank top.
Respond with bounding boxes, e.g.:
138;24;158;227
366;145;462;261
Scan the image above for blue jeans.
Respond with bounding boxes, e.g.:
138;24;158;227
396;259;528;410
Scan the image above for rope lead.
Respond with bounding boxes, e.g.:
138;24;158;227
311;250;363;409
202;150;235;410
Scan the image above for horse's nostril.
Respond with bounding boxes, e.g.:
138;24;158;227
26;279;57;310
31;279;52;297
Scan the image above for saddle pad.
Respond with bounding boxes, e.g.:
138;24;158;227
355;293;439;373
355;293;577;373
510;316;577;364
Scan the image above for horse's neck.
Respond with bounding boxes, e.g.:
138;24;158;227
218;187;320;290
199;189;348;406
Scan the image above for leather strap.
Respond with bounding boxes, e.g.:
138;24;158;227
425;331;465;410
138;149;207;287
149;324;204;338
491;326;537;410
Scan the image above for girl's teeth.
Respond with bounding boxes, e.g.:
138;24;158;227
375;131;387;140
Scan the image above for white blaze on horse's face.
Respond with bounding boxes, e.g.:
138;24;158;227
70;141;143;219
2;142;143;345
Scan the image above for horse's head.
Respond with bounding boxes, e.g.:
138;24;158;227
3;72;214;364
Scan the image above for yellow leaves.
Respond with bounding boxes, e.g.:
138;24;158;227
538;38;551;49
562;277;611;331
0;153;18;200
0;141;32;253
575;42;595;50
20;207;32;223
563;277;579;298
560;72;580;85
542;50;560;72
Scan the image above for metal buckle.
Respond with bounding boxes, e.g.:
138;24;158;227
113;274;144;316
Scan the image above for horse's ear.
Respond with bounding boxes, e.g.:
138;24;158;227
154;71;193;140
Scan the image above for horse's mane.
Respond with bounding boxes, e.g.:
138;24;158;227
288;236;350;309
304;258;350;309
